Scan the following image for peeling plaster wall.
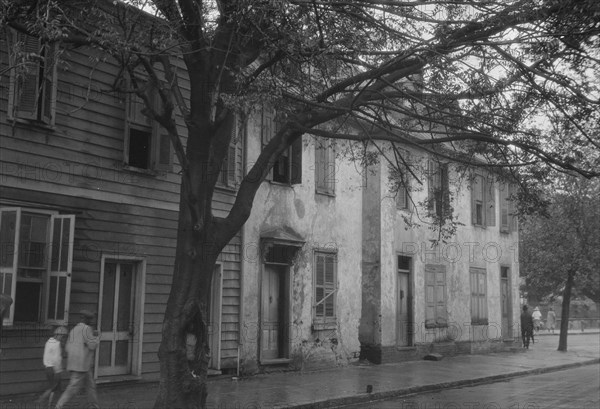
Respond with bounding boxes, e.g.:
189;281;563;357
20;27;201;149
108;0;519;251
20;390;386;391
240;115;364;372
362;144;520;356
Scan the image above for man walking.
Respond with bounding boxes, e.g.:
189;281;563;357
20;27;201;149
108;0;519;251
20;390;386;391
55;310;100;409
520;305;534;349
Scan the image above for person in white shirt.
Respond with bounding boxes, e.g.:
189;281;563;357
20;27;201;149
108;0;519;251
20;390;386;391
532;306;543;332
37;326;68;407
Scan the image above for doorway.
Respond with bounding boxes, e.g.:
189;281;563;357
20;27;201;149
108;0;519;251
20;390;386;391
260;264;289;361
397;255;413;347
97;257;144;378
500;266;512;339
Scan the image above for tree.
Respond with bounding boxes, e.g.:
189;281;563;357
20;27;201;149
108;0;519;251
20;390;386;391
520;177;600;351
2;0;599;407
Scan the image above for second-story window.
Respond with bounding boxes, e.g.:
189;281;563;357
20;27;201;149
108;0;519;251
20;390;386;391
261;107;302;185
427;160;450;218
499;183;517;233
471;174;496;227
123;80;172;173
218;115;240;188
7;30;58;125
315;137;335;195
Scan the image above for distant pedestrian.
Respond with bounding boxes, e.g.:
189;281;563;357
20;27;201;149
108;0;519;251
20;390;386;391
37;326;68;408
532;306;542;332
546;307;557;334
55;310;100;409
520;305;534;349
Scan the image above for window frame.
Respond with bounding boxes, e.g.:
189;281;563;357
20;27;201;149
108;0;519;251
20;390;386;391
499;183;517;233
471;174;496;228
427;160;450;218
217;115;240;189
261;106;302;185
469;267;488;325
315;137;336;196
424;264;447;328
395;150;412;211
313;250;337;330
0;207;74;326
7;29;58;126
123;78;172;174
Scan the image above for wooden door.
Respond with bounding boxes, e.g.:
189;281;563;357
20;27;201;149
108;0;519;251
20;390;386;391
261;265;286;360
500;267;511;339
397;272;410;346
98;262;135;376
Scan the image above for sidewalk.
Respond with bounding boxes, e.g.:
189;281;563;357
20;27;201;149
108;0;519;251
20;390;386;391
2;333;598;409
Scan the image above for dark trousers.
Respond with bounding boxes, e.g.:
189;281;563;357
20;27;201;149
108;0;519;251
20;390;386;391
37;367;62;406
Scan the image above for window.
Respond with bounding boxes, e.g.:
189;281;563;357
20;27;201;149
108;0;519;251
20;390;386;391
315;137;335;195
499;183;517;233
124;80;172;172
427;160;450;218
0;208;74;326
424;264;447;328
7;30;58;125
313;251;337;327
395;150;412;210
470;267;488;325
261;107;302;184
218;116;239;188
471;174;496;227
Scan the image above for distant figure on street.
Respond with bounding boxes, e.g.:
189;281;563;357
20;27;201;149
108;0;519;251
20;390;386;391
55;310;100;409
37;326;68;407
532;306;542;332
546;306;557;334
520;305;534;349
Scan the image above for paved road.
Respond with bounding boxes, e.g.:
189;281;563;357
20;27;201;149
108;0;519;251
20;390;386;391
341;364;600;409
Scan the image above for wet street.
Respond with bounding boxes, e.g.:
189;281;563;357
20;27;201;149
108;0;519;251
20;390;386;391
341;364;600;409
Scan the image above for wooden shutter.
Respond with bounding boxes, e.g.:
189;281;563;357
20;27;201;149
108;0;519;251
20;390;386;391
500;183;509;232
434;265;447;325
315;138;326;191
9;31;42;121
0;208;21;326
427;160;436;213
290;136;302;184
508;184;518;232
486;177;496;227
471;175;479;225
47;215;74;324
440;164;449;218
40;42;58;125
425;264;446;327
155;133;173;172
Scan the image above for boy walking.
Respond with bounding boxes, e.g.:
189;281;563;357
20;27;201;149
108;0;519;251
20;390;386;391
37;326;68;408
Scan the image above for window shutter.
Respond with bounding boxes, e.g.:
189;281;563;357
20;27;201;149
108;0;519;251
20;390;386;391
40;42;58;125
227;145;237;186
500;183;509;232
471;176;478;225
47;215;74;324
10;31;42;121
486;178;496;227
155;133;173;172
0;208;21;326
291;136;302;184
424;265;436;327
508;184;517;232
427;160;435;212
435;266;447;325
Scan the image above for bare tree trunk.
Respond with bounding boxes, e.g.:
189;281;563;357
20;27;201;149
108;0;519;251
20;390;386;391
558;269;576;351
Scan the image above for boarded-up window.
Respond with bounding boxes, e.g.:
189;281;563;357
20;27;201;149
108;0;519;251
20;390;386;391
7;30;57;125
427;160;450;218
314;252;337;322
499;183;517;233
470;267;488;325
0;208;74;326
315;137;335;195
124;79;172;172
471;174;496;227
425;264;447;328
261;106;302;185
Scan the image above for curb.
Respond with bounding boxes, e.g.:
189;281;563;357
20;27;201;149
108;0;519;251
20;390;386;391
285;358;600;409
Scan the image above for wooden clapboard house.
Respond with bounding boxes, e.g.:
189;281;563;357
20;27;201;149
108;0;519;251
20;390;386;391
0;26;242;394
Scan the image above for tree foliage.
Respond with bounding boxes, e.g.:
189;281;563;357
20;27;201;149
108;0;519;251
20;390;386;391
2;0;600;407
520;177;600;303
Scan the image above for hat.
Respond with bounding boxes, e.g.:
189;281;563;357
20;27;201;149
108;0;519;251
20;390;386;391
534;307;540;311
79;309;95;319
54;326;68;336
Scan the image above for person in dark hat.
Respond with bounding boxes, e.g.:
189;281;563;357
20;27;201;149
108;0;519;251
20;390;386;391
55;310;100;409
520;305;534;349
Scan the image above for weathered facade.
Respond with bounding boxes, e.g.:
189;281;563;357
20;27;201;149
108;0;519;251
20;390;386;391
359;145;520;363
1;20;521;396
0;30;242;394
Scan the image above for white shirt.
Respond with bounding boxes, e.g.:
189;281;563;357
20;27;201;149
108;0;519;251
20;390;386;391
43;337;63;373
532;311;542;320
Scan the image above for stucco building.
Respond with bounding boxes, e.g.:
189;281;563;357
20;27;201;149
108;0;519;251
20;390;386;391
1;23;520;395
